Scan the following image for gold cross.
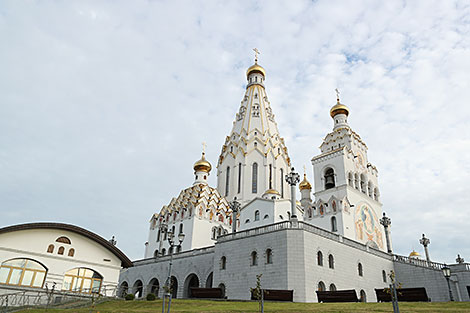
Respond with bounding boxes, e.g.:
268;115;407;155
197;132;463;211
202;142;207;154
253;48;260;63
335;88;340;102
303;165;307;174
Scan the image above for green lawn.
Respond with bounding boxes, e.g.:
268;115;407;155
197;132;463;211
17;299;470;313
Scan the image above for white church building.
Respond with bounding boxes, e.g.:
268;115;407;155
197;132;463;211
118;56;470;303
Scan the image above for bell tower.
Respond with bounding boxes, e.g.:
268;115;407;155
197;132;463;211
307;92;388;252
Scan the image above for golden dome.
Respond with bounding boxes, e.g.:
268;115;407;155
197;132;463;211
330;101;350;118
299;174;312;191
409;250;421;258
193;153;212;173
246;63;266;78
264;188;280;195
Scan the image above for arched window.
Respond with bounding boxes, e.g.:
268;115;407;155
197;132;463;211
221;256;226;270
317;281;326;291
348;172;353;186
154;250;159;258
368;181;372;197
360;174;366;194
354;173;359;190
212;227;217;239
47;244;54;253
157;229;161;242
319;204;324;215
252;163;258;193
328;254;335;269
331;216;337;232
382;270;387;283
280;168;284;198
324;168;335;189
68;248;75;257
58;246;65;255
329;283;337;291
269;164;273;189
317;251;323;266
374;188;379;201
172;225;175;234
56;237;71;244
254;210;260;221
358;262;363;276
238;163;242;194
218;227;222;236
0;258;47;288
179;223;183;234
251;251;258;266
266;249;273;264
360;289;367;302
161;248;166;256
225;166;230;196
245;219;250;224
264;214;269;219
62;268;103;294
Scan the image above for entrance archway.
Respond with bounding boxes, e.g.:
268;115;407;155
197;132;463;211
218;283;226;298
183;273;200;298
119;281;129;297
133;280;143;298
205;272;213;288
148;278;159;297
360;289;367;302
170;276;178;298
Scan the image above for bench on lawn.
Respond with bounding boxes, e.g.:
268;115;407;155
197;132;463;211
250;289;293;301
189;287;224;299
375;287;429;302
316;290;359;303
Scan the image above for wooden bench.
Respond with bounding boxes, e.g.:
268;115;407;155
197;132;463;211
189;287;224;299
375;287;429;302
250;289;293;301
316;290;359;303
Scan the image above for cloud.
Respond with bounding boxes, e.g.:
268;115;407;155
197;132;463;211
0;0;469;262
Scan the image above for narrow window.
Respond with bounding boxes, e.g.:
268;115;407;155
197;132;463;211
251;251;258;266
58;246;65;255
328;254;334;269
324;168;335;189
382;270;387;283
331;216;337;232
163;229;168;241
161;248;166;256
68;248;75;257
238;163;242;194
47;244;54;253
157;229;161;242
318;281;326;291
154;250;159;258
179;223;183;234
252;163;258;193
254;210;260;221
280;168;284;198
358;263;363;276
317;251;323;266
348;173;353;186
172;225;175;234
329;283;337;291
221;256;226;270
269;164;272;189
266;249;273;264
354;174;359;190
225;166;230;196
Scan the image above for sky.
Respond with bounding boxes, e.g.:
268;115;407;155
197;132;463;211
1;0;469;262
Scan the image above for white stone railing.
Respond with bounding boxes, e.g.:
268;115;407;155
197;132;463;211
392;254;446;270
133;246;215;266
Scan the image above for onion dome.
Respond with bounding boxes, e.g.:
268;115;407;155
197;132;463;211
264;189;280;195
193;152;212;173
246;63;266;78
330;99;350;118
409;250;421;258
299;174;312;191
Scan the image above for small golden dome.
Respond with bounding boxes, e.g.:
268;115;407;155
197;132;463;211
246;63;266;78
330;101;350;118
264;188;280;195
299;174;312;191
409;250;421;258
193;153;212;173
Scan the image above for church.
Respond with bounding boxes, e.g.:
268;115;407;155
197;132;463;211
118;54;470;303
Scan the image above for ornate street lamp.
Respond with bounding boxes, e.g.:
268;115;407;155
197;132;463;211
230;198;241;233
419;234;431;262
285;167;300;219
379;212;392;253
162;230;185;313
442;264;454;301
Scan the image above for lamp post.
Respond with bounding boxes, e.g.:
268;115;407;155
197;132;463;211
229;198;241;233
285;167;300;219
379;212;392;253
419;234;431;262
162;230;185;313
442;264;454;301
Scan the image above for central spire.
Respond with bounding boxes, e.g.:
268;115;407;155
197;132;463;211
216;54;291;204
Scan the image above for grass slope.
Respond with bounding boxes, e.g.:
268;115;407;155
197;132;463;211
17;299;470;313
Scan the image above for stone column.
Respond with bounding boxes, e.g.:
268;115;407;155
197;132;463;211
229;198;241;233
285;167;300;219
419;233;431;262
379;212;393;253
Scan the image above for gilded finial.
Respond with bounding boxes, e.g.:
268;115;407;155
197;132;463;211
253;48;260;64
202;142;207;155
335;88;340;103
303;165;307;175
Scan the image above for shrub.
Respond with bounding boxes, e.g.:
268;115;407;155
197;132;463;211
125;293;135;301
146;293;156;301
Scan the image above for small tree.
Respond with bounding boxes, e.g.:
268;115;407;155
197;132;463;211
250;274;266;313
